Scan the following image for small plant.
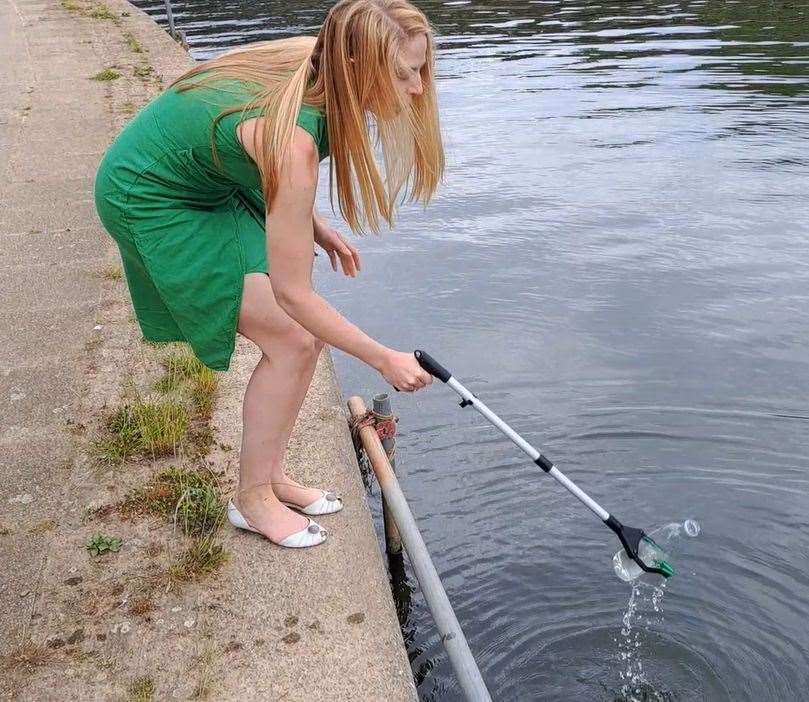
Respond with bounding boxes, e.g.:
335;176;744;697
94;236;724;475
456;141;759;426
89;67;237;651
189;650;214;700
136;400;190;455
121;101;138;115
168;536;227;583
87;4;115;19
93;406;141;464
92;68;120;81
190;371;217;417
156;347;218;417
123;32;143;53
134;65;154;78
3;641;52;671
128;676;155;702
153;373;180;394
160;347;209;381
93;399;190;464
102;263;122;281
119;467;223;536
86;533;122;556
60;0;83;12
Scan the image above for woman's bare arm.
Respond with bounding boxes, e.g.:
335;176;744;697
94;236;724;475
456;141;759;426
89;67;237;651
236;118;430;390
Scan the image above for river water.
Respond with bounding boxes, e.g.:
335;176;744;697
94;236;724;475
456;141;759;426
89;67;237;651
130;1;809;699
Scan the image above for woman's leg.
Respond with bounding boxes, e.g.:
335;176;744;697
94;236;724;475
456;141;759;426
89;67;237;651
234;273;327;541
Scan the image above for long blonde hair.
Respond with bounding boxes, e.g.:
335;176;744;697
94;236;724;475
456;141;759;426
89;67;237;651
170;0;444;233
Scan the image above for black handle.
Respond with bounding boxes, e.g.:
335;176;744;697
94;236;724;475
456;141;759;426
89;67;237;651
414;350;452;383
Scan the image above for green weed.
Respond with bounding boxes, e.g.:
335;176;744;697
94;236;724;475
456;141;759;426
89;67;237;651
92;68;121;81
128;676;155;702
102;263;122;281
123;32;143;53
93;399;190;464
87;5;115;19
119;467;224;537
157;347;218;418
86;533;122;556
168;536;227;583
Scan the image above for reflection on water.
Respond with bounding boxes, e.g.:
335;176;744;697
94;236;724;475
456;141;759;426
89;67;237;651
130;0;809;699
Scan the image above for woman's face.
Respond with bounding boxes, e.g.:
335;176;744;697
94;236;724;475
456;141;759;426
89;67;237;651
394;32;427;106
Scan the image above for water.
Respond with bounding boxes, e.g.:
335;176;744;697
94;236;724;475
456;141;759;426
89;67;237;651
615;581;670;701
130;1;809;699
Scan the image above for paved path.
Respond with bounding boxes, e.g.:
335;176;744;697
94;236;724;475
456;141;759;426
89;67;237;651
0;0;417;698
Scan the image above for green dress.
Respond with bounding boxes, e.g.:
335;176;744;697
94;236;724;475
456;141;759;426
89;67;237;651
94;77;329;371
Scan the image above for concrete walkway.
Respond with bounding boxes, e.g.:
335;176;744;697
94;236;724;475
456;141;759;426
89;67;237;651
0;0;416;699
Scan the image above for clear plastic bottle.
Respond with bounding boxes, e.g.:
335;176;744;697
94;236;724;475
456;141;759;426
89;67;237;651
613;535;670;582
613;520;699;582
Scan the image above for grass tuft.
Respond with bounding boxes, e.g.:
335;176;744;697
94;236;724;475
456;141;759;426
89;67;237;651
168;535;227;583
93;399;190;464
157;347;218;417
2;642;53;672
102;263;122;281
119;467;224;537
87;4;115;19
93;407;142;464
136;401;189;455
189;650;215;700
128;676;155;702
92;68;121;81
161;348;210;382
123;32;143;53
134;65;154;78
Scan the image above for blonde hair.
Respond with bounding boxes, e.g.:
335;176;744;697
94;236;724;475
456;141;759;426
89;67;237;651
170;0;444;233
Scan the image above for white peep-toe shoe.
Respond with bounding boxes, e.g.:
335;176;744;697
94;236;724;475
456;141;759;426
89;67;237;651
227;500;327;548
281;489;343;516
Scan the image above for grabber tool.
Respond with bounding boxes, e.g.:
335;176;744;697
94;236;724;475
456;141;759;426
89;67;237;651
414;350;675;579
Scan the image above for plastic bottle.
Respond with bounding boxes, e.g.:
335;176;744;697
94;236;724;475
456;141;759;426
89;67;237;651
613;535;671;583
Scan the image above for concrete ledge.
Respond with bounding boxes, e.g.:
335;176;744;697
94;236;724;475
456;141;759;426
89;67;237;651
0;0;416;698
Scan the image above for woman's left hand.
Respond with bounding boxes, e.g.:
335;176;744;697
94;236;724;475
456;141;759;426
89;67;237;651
313;215;361;277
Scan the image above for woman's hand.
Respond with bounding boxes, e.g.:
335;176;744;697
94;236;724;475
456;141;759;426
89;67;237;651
377;350;433;392
313;214;361;277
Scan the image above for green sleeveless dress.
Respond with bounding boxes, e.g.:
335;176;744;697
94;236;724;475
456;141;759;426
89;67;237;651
94;77;329;371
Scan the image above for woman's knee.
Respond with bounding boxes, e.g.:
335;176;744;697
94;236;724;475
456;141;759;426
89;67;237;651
239;274;323;360
286;328;322;361
253;323;322;363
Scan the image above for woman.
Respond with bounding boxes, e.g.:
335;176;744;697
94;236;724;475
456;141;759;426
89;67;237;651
94;0;443;548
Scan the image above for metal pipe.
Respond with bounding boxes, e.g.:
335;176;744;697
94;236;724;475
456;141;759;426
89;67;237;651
163;0;176;39
348;396;492;702
373;393;402;555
